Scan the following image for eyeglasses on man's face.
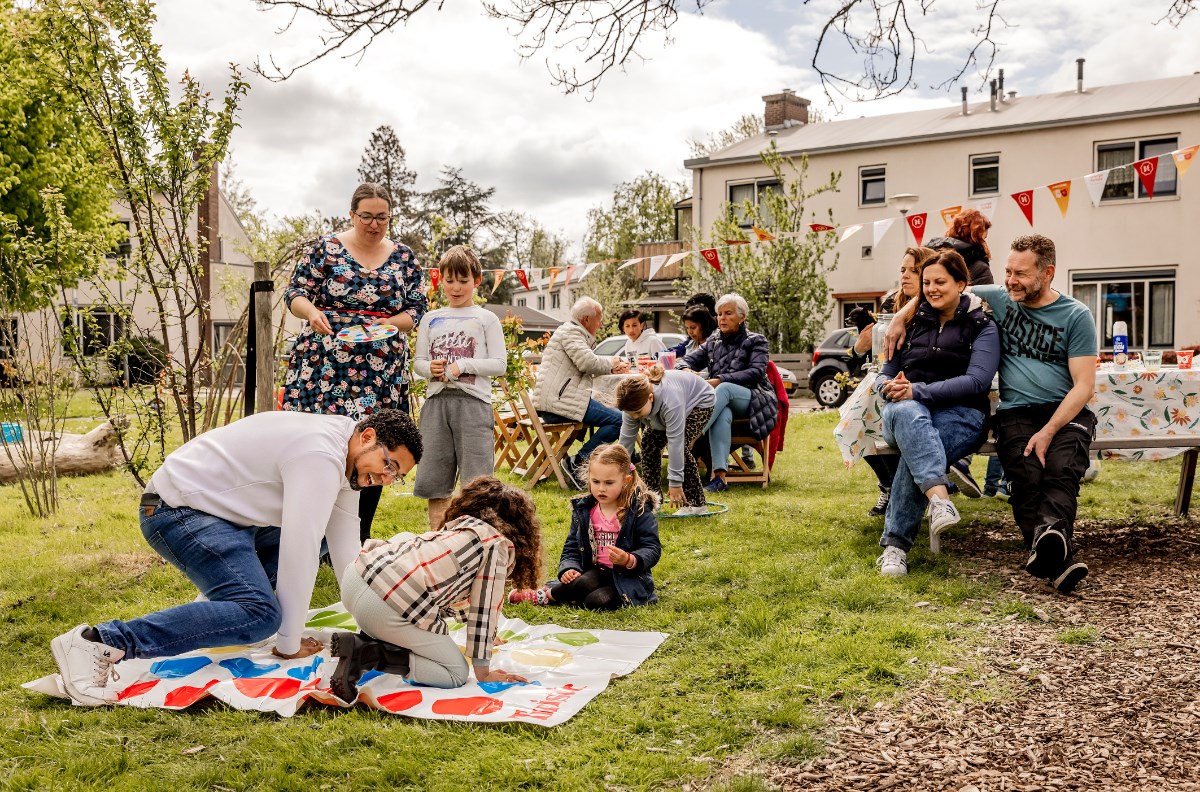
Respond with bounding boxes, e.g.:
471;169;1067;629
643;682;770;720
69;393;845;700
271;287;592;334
355;212;390;226
379;444;405;485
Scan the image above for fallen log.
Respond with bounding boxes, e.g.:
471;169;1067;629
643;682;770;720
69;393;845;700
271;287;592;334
0;421;126;484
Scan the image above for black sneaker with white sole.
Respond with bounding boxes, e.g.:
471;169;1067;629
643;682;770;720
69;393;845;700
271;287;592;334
947;459;983;498
1026;521;1069;578
559;455;584;490
1052;559;1089;595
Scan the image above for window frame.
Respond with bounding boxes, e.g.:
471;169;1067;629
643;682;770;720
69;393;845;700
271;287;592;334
1070;269;1176;350
969;153;1000;197
727;178;782;228
858;165;887;207
1095;135;1179;202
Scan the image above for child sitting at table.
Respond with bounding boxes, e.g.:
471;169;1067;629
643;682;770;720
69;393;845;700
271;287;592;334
509;444;661;610
618;309;666;358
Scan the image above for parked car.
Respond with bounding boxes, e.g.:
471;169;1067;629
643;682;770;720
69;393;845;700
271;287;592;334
808;328;862;408
595;332;799;397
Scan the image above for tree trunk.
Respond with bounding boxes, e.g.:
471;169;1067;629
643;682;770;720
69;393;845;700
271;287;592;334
0;421;126;484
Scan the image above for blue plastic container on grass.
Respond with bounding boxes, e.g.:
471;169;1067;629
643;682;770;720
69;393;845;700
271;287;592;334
1;422;23;443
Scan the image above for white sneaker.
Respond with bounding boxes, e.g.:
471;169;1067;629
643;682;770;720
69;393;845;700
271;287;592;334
876;546;908;576
50;625;124;706
928;496;961;534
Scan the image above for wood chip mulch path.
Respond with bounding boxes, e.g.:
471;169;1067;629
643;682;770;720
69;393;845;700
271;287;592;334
766;514;1200;791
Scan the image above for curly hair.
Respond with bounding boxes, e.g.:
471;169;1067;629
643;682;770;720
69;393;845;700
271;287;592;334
947;208;992;260
357;409;423;463
443;476;543;590
1010;233;1056;271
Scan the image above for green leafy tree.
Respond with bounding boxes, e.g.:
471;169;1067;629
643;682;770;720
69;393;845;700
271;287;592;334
582;171;685;337
0;4;116;309
33;0;248;477
688;142;840;353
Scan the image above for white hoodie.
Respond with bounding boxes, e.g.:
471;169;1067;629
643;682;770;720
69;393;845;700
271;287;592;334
620;328;667;357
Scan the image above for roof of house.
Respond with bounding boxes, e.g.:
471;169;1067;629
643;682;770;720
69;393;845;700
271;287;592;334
483;302;562;332
686;73;1200;168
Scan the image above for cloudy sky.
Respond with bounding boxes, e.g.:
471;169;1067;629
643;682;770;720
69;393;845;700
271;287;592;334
154;0;1197;257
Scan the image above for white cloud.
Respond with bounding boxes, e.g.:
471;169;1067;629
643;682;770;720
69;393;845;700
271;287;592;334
151;0;1198;261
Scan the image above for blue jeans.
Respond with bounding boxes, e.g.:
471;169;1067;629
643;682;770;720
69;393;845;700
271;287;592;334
984;456;1005;490
879;401;987;552
540;398;622;462
704;382;752;473
95;506;284;659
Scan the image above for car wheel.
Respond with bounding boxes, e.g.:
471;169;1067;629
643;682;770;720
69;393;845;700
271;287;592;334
811;373;848;408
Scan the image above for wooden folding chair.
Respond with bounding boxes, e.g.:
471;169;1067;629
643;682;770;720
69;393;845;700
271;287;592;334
505;385;584;490
492;388;529;474
723;419;773;488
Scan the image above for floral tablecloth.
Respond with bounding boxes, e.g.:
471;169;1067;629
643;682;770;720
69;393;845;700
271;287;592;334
834;368;1200;465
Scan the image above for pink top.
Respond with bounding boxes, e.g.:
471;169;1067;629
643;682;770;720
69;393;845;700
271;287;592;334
589;504;621;568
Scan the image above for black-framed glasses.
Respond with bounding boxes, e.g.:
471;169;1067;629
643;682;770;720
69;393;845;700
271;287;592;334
379;445;405;485
355;212;390;225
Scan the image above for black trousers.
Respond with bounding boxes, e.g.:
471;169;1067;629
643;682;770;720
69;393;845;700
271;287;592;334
358;486;382;543
549;568;621;610
865;453;900;491
994;405;1095;549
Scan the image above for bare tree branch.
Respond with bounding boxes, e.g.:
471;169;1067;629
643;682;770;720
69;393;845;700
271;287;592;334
1156;0;1197;25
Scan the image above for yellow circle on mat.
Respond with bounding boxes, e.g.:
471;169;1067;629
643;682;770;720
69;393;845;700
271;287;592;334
511;648;572;668
205;645;253;655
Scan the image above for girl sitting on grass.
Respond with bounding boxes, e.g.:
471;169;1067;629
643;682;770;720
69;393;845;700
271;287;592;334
509;444;661;610
330;476;542;701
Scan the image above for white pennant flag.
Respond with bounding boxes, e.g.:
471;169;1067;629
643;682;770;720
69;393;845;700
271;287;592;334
840;224;864;243
577;261;603;282
647;254;670;280
1083;170;1110;207
972;198;997;221
872;218;896;247
618;257;643;270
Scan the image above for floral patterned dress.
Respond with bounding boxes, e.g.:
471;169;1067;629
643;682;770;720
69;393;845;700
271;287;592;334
282;235;427;416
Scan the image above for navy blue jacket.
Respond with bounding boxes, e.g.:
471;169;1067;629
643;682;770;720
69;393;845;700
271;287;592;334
680;325;779;439
876;295;1000;415
556;494;661;607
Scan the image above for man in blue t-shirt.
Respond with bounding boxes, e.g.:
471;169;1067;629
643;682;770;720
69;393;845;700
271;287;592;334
971;234;1097;594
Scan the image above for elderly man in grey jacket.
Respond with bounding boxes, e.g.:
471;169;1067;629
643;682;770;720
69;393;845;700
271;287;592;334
535;296;630;488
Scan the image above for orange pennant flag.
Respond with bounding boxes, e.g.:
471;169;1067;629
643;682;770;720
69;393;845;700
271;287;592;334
751;226;776;241
489;269;506;297
1047;180;1072;218
1173;145;1198;178
940;205;962;230
546;266;561;293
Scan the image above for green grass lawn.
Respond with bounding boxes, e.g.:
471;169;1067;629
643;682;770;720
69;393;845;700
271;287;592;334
0;409;1187;791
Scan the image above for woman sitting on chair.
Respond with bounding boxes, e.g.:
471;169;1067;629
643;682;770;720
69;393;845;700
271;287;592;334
677;293;778;493
873;250;1000;577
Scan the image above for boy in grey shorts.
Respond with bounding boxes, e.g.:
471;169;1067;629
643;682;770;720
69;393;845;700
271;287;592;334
412;245;507;528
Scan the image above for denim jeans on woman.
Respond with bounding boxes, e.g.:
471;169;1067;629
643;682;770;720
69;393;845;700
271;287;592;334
540;398;623;463
703;382;752;472
95;505;284;659
879;400;987;551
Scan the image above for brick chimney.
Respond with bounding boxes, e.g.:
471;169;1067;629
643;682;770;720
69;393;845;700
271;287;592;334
763;89;810;131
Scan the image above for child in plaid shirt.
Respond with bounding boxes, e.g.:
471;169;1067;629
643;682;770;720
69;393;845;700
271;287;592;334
330;476;543;700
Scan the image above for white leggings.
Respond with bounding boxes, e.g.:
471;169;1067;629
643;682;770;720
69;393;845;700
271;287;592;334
340;569;471;688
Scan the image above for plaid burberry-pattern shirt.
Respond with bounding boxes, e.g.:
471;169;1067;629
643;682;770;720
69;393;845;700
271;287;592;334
354;516;514;664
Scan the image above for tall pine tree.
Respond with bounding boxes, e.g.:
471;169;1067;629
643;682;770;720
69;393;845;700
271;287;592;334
357;124;417;241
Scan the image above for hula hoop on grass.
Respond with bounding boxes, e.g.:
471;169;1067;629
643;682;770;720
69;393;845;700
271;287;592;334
657;501;729;518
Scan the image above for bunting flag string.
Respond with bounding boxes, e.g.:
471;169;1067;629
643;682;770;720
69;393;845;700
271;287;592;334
1048;180;1072;218
451;142;1194;293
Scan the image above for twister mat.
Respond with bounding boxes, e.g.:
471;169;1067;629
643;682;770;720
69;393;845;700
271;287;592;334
25;605;667;725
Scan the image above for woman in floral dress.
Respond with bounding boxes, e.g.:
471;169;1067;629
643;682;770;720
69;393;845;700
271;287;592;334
283;182;428;540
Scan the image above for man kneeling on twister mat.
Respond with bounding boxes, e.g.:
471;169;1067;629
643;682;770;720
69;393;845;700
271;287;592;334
49;409;421;706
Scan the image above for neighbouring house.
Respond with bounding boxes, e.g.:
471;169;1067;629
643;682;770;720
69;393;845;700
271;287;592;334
510;269;573;323
684;66;1200;351
483;301;562;344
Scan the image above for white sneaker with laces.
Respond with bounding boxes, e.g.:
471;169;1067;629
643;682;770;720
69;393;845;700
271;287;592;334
876;546;908;576
928;496;961;534
50;625;124;706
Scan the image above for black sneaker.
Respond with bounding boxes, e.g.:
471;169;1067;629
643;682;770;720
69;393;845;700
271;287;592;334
868;487;890;517
1052;559;1089;595
1026;520;1068;578
947;459;982;498
740;446;757;469
559;455;584;490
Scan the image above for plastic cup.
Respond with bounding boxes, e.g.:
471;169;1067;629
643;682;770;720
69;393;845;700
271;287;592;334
1178;350;1194;370
1144;350;1163;371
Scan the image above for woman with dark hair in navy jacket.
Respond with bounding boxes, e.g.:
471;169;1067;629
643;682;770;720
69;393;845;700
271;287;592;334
874;250;1000;577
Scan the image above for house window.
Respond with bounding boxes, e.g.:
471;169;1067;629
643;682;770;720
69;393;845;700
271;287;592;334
66;307;126;356
727;179;780;227
970;154;1000;196
516;298;526;308
1096;137;1178;201
109;221;132;262
551;291;560;310
1071;270;1175;349
839;300;877;327
537;295;546;311
859;166;886;206
213;322;236;354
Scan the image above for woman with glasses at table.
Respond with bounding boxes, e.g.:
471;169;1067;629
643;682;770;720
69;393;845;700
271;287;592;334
283;182;428;542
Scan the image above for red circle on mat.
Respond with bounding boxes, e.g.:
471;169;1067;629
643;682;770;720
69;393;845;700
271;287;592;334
233;677;302;700
430;696;503;716
116;679;160;701
376;690;423;712
164;680;219;708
